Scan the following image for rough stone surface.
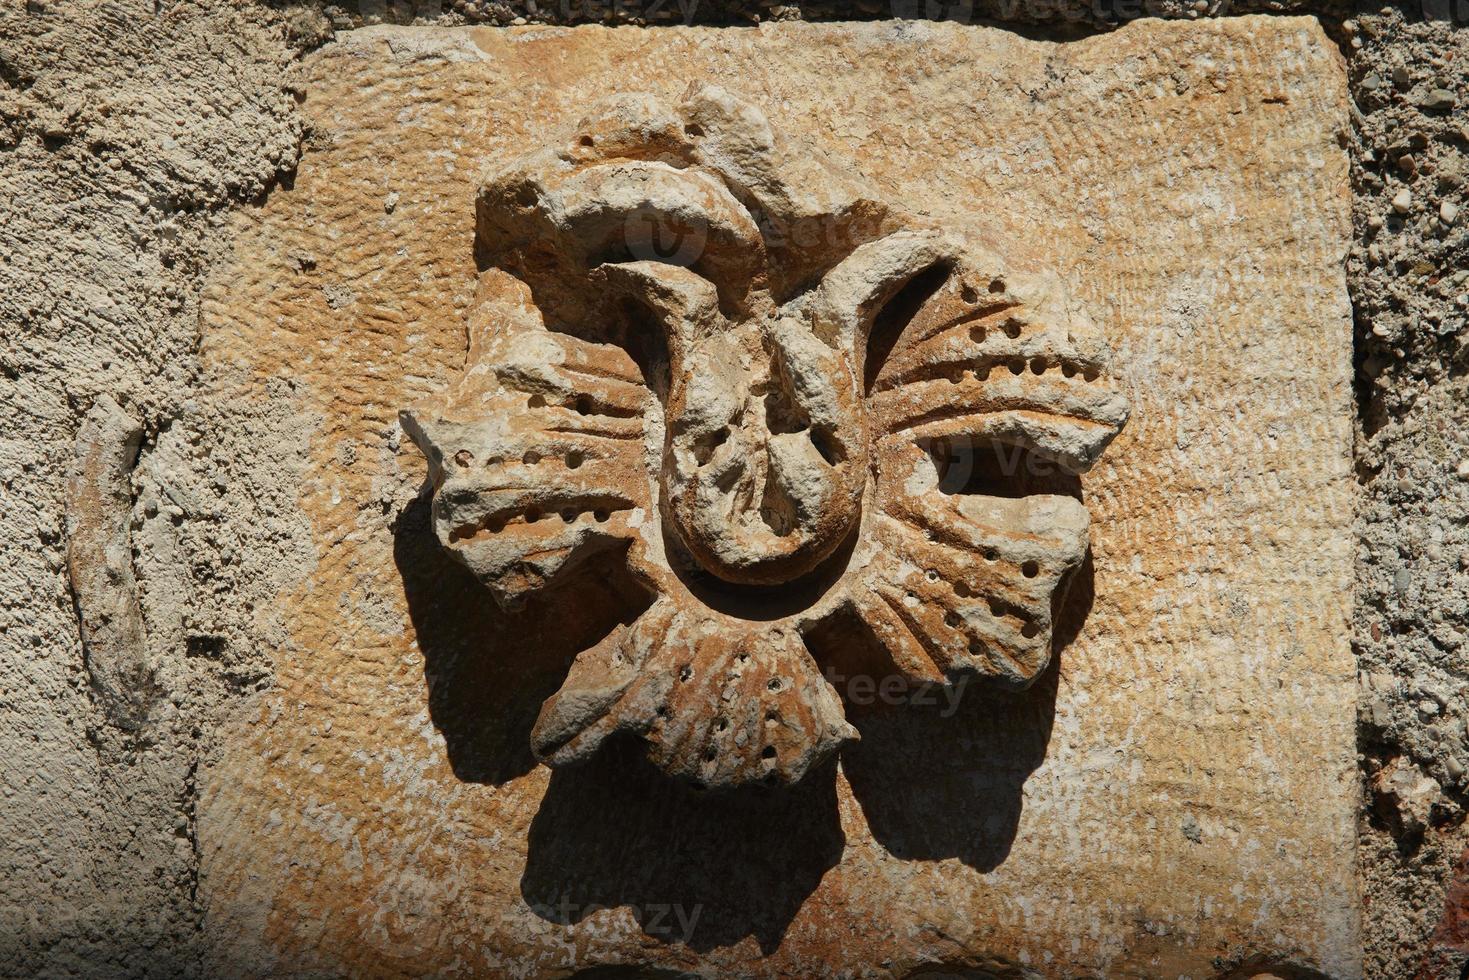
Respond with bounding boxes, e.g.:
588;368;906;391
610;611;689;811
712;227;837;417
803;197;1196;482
4;1;1466;976
193;19;1356;976
0;1;316;975
1345;9;1469;979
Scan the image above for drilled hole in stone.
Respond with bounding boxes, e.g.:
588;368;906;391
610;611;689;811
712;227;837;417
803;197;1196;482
1022;560;1040;578
1063;362;1078;378
1007;359;1026;375
566;451;584;469
970;325;986;343
574;394;593;415
945;611;962;627
765;710;779;723
969;638;984;654
1030;358;1047;375
1003;318;1022;339
985;549;999;561
528;394;546;408
762;746;777;760
578;134;594;147
680;665;693;682
1021;621;1041;639
926;569;939;582
523;450;541;465
1083;366;1101;381
525;508;542;523
955;582;972;597
454;449;473;467
961;284;979;303
593;508;610;522
988;278;1005;293
809;427;843;465
737;652;750;663
487;516;506;533
486;455;504;467
767;678;782;691
684;122;704;137
704;747;717;761
715;718;728;732
693;427;728;466
765;385;809;435
560;509;576;522
988;599;1003;616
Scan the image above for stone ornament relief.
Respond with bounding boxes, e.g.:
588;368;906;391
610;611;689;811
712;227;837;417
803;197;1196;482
402;85;1129;790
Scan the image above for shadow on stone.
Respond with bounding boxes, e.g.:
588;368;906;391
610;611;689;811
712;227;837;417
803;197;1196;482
520;736;844;955
838;551;1092;871
392;490;643;786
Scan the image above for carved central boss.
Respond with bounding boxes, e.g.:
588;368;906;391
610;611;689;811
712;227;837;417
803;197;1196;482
402;86;1129;790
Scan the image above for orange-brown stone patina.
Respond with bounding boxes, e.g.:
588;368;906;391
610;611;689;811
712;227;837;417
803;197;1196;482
197;18;1358;978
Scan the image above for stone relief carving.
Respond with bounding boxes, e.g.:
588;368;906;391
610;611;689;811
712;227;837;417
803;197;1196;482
401;85;1129;790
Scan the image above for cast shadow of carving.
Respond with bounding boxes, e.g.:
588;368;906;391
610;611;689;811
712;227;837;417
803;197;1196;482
394;488;843;954
519;738;844;955
835;551;1093;872
393;489;645;786
394;484;1090;948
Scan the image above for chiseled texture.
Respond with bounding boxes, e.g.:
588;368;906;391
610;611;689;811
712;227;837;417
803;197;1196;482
193;18;1356;977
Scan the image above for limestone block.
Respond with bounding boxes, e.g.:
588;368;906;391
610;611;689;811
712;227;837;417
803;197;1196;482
197;18;1358;977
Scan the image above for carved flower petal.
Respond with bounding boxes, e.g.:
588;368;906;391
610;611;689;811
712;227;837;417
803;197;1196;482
868;251;1129;474
479;158;767;323
533;598;856;788
401;275;651;607
847;442;1090;689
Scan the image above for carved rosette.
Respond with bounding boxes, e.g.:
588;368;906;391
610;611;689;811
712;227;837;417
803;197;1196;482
402;86;1129;790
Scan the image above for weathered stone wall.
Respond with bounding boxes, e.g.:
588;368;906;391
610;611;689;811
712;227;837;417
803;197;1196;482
0;1;1465;978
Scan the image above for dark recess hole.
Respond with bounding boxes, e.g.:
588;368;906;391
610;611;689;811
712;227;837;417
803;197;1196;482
864;261;952;393
926;439;1082;500
185;635;225;659
809;427;843;465
618;299;672;401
